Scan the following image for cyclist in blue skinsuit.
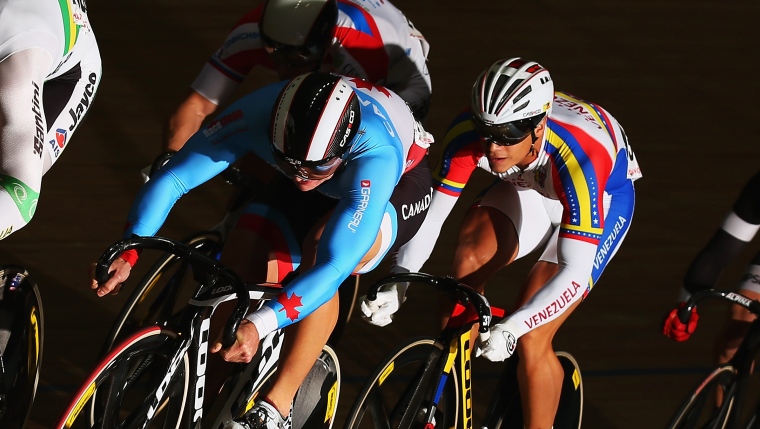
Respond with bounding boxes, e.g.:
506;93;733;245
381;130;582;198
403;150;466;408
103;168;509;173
91;71;434;429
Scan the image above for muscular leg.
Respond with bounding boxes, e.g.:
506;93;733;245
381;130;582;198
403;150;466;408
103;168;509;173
260;211;383;416
515;262;577;429
442;205;518;327
266;292;339;414
450;206;519;289
449;205;572;429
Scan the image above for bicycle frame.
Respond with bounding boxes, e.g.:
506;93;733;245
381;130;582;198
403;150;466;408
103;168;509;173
365;273;494;429
91;236;282;428
358;272;580;429
677;289;760;429
168;286;283;427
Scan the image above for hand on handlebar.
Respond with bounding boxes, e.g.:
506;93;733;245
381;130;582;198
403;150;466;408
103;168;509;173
475;322;517;362
140;151;177;183
662;302;699;342
210;319;260;363
360;282;408;327
89;257;132;297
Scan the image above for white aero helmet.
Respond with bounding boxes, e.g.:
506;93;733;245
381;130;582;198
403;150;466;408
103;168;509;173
471;58;554;145
260;0;338;66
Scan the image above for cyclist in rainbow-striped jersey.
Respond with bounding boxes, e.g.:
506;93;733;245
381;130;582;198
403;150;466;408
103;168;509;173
362;57;642;429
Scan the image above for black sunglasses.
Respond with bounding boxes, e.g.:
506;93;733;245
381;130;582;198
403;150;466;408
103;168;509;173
262;37;324;68
472;114;543;146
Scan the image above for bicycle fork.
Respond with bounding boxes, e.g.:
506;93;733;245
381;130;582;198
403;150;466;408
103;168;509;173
415;331;473;429
143;317;209;429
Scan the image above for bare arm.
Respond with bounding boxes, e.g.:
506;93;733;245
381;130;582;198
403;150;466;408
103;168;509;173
162;91;219;152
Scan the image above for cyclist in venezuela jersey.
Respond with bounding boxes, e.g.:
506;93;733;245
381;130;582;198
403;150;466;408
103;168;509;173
91;71;433;429
0;0;101;241
163;0;431;155
361;58;642;429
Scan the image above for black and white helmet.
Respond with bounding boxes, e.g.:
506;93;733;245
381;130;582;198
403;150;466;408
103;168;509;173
471;58;553;144
270;72;361;179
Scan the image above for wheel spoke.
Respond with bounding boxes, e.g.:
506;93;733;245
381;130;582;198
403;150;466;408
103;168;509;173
345;339;453;429
55;329;189;429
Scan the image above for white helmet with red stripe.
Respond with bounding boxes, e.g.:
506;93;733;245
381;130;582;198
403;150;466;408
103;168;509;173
471;58;553;143
270;72;361;179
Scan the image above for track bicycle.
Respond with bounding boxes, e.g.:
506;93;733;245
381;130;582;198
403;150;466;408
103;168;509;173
101;163;358;355
344;272;583;429
0;265;44;429
667;289;760;429
55;236;340;429
99;163;255;353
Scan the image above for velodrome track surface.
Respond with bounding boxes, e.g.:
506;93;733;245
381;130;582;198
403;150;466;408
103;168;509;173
2;1;759;427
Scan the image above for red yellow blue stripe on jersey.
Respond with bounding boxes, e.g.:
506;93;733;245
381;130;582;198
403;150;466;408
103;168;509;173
57;0;79;56
545;119;612;244
555;92;619;152
432;109;481;197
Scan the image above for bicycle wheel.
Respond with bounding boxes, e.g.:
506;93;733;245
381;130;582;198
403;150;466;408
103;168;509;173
554;351;583;429
666;364;737;429
485;351;582;429
292;345;341;429
344;337;459;429
101;232;222;353
56;326;190;429
0;266;44;429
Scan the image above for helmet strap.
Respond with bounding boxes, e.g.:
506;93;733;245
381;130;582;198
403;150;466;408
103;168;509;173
528;127;539;156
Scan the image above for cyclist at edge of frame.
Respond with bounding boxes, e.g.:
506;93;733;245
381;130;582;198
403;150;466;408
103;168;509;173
1;1;101;427
90;70;435;429
663;170;760;366
147;0;433;345
360;57;642;429
0;0;101;242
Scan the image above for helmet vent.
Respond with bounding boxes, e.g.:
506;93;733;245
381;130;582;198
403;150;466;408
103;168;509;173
513;86;532;105
512;101;529;114
472;57;554;125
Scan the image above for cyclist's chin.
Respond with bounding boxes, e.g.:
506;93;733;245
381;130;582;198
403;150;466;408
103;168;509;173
293;177;327;191
487;157;513;174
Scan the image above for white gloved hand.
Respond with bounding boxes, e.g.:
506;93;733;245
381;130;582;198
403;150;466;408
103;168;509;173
359;283;408;327
474;322;518;362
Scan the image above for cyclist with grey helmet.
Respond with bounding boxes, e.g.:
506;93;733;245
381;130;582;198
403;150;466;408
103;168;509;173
162;0;431;156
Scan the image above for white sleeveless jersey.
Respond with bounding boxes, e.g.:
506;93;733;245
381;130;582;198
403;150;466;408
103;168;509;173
0;0;96;78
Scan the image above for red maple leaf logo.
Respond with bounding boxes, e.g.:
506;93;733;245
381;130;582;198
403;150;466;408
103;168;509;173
277;292;303;321
349;78;391;97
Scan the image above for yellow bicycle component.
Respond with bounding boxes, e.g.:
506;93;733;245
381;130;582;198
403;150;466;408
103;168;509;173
324;380;338;423
66;382;96;428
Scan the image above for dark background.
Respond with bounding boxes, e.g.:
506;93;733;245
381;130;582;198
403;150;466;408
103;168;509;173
2;1;759;427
